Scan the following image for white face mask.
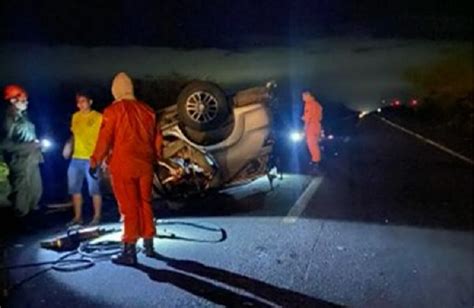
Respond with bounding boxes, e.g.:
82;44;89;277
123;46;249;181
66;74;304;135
12;100;28;111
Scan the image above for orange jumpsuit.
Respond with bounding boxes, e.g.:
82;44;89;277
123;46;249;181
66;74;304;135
90;97;162;244
303;99;323;163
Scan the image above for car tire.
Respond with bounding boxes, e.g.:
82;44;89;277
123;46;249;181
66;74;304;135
177;81;231;131
181;120;234;145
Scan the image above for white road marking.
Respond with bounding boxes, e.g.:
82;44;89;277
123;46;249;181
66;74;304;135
378;116;474;166
283;177;323;224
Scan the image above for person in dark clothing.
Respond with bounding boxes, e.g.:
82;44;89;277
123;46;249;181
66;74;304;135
1;84;43;217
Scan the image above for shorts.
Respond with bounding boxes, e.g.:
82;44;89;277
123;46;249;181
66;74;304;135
67;158;101;196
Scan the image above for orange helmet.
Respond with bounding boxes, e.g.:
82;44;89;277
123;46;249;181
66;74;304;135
3;84;28;101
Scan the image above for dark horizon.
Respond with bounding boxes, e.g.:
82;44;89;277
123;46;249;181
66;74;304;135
0;0;472;48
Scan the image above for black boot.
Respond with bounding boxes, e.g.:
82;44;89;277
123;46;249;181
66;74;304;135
111;243;137;266
309;161;322;176
143;238;156;257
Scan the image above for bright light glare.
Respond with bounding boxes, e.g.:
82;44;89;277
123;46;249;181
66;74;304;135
327;134;334;140
359;111;369;119
290;131;304;142
377;108;382;113
41;139;52;149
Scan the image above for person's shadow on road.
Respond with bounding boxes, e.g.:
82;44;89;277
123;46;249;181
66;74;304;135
135;253;342;307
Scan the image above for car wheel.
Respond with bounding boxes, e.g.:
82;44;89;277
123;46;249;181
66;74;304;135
177;81;230;130
181;120;234;145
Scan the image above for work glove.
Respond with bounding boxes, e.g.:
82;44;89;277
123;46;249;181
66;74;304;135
31;141;42;150
34;139;49;153
88;166;99;180
28;141;43;153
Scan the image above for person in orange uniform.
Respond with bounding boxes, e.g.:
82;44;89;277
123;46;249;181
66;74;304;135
89;72;162;266
302;90;323;174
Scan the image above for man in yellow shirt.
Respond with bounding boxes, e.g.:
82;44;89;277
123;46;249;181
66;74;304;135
65;91;102;226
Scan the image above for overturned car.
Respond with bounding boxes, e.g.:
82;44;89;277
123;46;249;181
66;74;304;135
102;81;279;201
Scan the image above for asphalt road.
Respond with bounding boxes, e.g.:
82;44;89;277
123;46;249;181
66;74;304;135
1;114;472;307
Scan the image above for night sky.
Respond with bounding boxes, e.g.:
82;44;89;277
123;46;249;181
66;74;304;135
0;0;472;48
0;0;472;112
